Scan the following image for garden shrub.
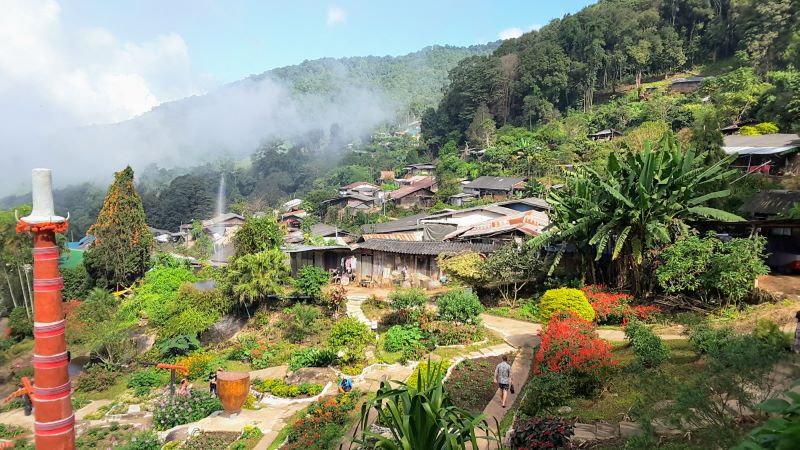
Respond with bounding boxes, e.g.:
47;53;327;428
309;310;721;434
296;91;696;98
285;303;320;342
7;307;32;339
383;325;424;353
320;284;347;314
520;371;574;416
177;284;234;318
162;307;219;339
252;378;324;397
406;359;449;390
175;352;216;380
153;389;222;430
538;288;595;323
328;317;372;353
688;323;734;354
75;365;117;392
284;393;359;450
753;319;791;350
582;285;659;325
388;288;427;311
436;251;485;287
157;334;201;357
294;266;329;299
534;313;615;396
624;320;669;369
422;321;483;346
510;417;574;450
61;265;91;300
127;368;169;396
288;348;338;371
735;379;800;450
226;334;282;369
435;290;483;323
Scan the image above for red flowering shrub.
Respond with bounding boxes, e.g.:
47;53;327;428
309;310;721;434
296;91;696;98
582;285;660;325
284;392;360;450
534;313;616;395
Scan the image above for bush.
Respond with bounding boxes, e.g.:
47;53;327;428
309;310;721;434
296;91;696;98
520;372;574;416
583;285;659;325
157;334;201;357
177;284;234;318
294;266;329;299
162;307;219;339
75;365;117;392
383;325;424;353
175;352;216;380
688;324;734;354
61;265;91;300
388;288;427;311
538;288;595;323
435;290;483;323
252;378;324;397
534;314;616;396
153;389;222;430
510;417;574;450
285;303;320;342
128;368;168;396
284;393;359;450
328;317;372;352
7;307;32;339
624;320;669;369
422;321;483;346
288;348;338;371
320;284;347;314
753;319;791;350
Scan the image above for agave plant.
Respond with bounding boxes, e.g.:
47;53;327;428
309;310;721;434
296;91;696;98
349;359;500;450
530;132;743;291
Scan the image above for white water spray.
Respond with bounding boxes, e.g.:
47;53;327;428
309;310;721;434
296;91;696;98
212;174;226;262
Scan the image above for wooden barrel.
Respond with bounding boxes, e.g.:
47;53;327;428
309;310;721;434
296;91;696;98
216;371;250;413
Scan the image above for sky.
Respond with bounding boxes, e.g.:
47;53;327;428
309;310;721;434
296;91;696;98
0;0;593;194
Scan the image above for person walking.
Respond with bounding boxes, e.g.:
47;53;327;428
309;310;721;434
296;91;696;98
494;355;513;408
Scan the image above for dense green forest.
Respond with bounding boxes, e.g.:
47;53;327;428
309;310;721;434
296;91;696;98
422;0;800;148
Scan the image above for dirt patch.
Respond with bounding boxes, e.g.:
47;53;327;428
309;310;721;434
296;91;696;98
444;353;514;414
758;274;800;299
723;299;800;334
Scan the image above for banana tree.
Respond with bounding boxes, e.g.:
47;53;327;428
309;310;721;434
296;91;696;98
530;132;743;292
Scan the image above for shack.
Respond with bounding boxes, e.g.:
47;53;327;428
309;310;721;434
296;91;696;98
588;129;623;141
723;134;800;175
462;176;527;199
285;244;354;277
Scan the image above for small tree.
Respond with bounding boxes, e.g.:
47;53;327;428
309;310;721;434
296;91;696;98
293;266;329;299
436;252;485;287
84;166;153;289
233;214;284;258
482;241;543;307
225;249;290;311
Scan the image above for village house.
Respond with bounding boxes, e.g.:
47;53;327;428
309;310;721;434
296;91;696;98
403;163;437;177
588;129;623;141
286;243;353;277
462;176;528;199
723;134;800;175
339;181;380;196
378;171;395;182
361;213;431;241
448;192;478;207
282;198;303;211
320;192;379;217
355;239;496;288
740;190;800;219
387;176;437;208
670;76;706;93
444;209;550;244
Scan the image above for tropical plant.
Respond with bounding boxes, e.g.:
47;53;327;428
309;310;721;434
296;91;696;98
294;266;329;299
84;166;153;289
285;303;321;342
288;347;338;371
734;379;800;450
435;290;483;323
321;284;347;315
157;334;201;357
529;133;741;292
538;287;595;323
232;214;284;258
509;417;575;450
225;249;290;308
351;359;500;449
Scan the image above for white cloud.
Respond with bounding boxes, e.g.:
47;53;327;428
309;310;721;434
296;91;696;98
0;0;210;126
498;27;524;40
326;6;347;26
530;24;542;32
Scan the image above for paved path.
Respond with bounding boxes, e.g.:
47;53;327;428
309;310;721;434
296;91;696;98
345;295;371;326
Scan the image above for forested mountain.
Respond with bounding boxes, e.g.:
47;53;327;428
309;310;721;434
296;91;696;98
422;0;800;148
255;44;500;119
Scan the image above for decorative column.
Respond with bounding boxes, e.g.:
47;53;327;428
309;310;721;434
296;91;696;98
16;169;74;450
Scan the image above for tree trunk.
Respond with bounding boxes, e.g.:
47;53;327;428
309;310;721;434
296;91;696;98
16;265;30;319
23;267;33;310
3;267;18;308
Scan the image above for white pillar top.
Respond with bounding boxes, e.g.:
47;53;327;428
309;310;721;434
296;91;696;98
21;168;65;224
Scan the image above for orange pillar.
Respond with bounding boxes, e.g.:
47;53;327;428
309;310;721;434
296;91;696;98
17;168;74;449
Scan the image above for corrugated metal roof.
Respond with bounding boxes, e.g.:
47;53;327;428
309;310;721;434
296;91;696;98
361;213;430;233
740;190;800;215
362;232;419;241
389;177;436;199
357;239;496;255
463;176;527;191
445;210;549;240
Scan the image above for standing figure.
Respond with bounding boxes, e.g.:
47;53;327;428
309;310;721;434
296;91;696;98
794;311;800;354
209;371;218;396
494;355;512;408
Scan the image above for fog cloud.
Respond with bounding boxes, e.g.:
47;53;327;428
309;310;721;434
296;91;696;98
2;0;394;194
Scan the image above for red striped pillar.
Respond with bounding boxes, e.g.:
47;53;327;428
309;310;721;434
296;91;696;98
17;169;75;449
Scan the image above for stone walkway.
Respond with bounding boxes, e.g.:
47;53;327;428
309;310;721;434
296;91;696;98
345;295;371;326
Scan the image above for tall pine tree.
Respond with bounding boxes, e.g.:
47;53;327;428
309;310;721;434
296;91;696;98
84;166;152;289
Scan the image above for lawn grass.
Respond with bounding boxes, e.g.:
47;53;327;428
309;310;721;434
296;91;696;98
567;339;701;422
483;306;539;323
82;374;131;401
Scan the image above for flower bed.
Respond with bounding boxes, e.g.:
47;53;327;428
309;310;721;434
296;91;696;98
443;354;514;414
153;389;222;431
534;313;617;395
180;431;238;450
252;378;324;398
582;285;659;325
283;392;360;450
75;423;160;450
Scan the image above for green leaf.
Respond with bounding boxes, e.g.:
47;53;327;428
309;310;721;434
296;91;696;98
759;398;791;413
